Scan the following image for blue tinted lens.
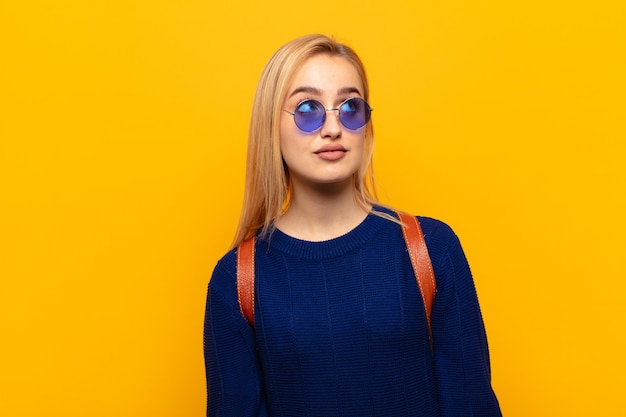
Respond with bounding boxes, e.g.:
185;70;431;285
294;100;326;132
339;98;371;130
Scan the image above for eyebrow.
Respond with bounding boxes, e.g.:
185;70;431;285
288;86;363;98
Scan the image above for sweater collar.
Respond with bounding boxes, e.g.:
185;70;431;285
257;206;393;260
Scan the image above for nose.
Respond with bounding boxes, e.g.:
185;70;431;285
320;108;342;139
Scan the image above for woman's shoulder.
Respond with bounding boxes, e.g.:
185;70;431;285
374;206;463;264
374;205;459;243
416;216;458;241
208;247;238;297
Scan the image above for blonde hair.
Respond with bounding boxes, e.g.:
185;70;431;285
231;34;382;249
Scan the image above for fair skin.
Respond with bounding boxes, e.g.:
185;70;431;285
275;54;372;241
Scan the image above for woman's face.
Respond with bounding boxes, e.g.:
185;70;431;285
279;54;367;191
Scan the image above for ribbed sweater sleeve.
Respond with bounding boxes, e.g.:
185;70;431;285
204;258;269;417
424;218;502;416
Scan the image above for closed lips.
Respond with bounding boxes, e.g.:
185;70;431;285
315;145;347;154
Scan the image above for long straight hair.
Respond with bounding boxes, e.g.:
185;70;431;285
231;34;383;249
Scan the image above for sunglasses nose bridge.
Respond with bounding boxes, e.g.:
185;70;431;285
325;107;341;124
324;107;342;125
316;107;342;135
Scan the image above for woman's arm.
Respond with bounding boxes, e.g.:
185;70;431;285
425;219;502;417
204;259;268;417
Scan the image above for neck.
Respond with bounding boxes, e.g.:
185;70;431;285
276;180;372;242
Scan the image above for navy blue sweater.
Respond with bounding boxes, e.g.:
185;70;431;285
204;209;501;416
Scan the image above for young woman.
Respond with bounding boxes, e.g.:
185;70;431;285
204;34;502;417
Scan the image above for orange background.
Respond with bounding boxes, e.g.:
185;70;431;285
1;1;624;416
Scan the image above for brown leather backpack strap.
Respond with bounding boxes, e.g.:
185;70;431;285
397;211;437;342
236;236;256;328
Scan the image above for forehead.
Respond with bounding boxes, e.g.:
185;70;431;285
288;54;364;95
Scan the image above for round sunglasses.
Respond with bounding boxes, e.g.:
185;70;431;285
283;97;373;133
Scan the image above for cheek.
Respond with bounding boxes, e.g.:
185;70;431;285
278;117;303;165
351;132;367;155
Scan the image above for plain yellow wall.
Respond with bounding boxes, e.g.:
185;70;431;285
1;1;624;416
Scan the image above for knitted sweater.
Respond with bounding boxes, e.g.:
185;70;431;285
204;208;502;416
